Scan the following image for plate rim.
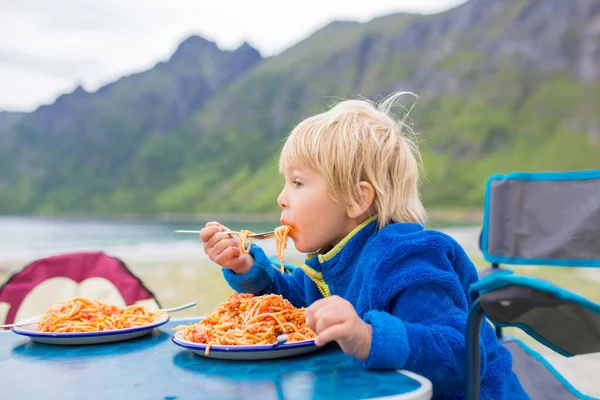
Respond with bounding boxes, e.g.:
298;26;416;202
171;331;316;353
11;314;170;338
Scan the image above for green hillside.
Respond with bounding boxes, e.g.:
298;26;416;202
1;0;598;215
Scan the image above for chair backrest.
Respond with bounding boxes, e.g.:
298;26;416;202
480;169;600;267
0;251;160;325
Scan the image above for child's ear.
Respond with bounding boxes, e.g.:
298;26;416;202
347;181;375;219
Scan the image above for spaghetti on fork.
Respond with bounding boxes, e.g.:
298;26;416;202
236;225;292;273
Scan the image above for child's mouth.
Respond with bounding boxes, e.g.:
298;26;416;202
280;219;296;238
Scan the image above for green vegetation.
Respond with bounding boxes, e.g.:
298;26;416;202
0;1;598;216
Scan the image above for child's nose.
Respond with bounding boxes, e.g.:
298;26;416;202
277;190;287;209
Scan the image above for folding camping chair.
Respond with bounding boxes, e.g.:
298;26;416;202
0;251;161;326
466;169;600;400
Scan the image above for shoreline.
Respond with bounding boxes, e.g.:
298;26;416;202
0;208;484;225
0;225;483;271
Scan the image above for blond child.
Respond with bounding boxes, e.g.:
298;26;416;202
200;93;528;399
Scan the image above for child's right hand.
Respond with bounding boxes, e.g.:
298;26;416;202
199;222;254;274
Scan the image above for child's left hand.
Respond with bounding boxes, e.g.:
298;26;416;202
304;295;372;361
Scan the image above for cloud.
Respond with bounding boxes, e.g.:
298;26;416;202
0;0;149;33
0;47;105;79
0;0;466;111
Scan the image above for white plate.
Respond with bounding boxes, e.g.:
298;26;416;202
11;314;170;345
171;331;321;360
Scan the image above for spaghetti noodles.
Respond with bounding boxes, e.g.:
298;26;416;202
233;225;292;273
174;292;315;355
37;297;163;333
274;225;292;273
237;229;254;253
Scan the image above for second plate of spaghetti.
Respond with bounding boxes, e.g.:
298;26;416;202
171;292;321;360
12;297;169;345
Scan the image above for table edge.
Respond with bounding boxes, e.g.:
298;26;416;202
365;370;432;400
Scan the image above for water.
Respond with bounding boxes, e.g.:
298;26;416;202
0;215;482;268
0;215;283;266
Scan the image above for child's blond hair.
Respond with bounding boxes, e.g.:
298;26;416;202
279;92;427;229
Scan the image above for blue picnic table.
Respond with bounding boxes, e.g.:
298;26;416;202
0;318;432;399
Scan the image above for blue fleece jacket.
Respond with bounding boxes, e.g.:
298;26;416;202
222;218;528;399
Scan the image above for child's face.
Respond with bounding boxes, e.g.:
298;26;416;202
278;162;359;253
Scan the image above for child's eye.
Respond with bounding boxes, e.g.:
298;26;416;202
293;180;304;188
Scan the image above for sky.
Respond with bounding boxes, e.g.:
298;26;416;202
0;0;466;112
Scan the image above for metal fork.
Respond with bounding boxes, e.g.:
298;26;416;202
175;230;275;240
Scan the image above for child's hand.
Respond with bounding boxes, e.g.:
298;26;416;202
304;295;372;360
199;222;254;274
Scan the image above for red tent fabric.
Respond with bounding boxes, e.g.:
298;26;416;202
0;251;160;325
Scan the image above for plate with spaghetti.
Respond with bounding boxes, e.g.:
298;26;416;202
12;297;169;345
171;292;320;360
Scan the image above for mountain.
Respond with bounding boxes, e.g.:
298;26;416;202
1;0;599;215
153;0;600;213
0;111;25;134
0;37;263;213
